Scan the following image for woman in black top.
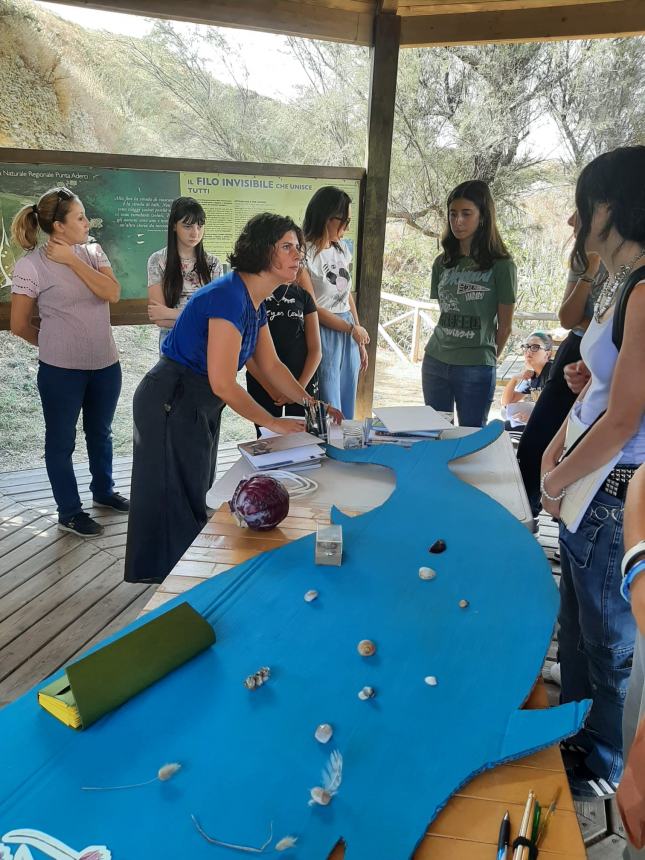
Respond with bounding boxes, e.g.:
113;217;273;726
246;281;321;433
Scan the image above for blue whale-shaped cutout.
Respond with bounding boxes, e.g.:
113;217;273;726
0;422;589;858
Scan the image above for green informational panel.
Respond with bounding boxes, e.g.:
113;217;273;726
0;158;361;307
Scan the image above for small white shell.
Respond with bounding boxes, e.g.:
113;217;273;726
419;566;436;580
310;787;332;806
304;589;319;603
357;639;376;657
458;599;469;609
424;675;438;686
315;723;333;744
358;686;375;700
275;836;298;851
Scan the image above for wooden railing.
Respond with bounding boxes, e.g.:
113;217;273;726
378;292;558;364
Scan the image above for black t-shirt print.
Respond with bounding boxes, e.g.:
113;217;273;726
264;284;317;375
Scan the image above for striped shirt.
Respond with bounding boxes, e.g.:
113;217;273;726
11;243;119;370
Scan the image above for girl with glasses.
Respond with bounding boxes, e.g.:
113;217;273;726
299;186;368;419
147;197;222;353
124;213;340;585
10;187;128;538
500;331;553;431
422;180;516;427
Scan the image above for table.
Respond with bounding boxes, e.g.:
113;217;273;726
143;503;584;858
141;429;585;858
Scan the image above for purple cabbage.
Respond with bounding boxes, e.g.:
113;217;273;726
229;475;290;531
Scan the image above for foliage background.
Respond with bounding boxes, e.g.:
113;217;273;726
0;0;643;469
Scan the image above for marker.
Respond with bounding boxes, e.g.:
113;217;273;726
497;810;510;860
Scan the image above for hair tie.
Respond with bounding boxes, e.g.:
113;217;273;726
31;204;38;214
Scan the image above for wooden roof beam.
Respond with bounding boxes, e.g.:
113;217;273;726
400;0;645;46
41;0;376;45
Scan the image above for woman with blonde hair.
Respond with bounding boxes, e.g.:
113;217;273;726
10;187;128;538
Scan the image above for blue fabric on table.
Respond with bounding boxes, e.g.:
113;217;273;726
0;422;589;859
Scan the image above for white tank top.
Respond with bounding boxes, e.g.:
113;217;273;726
577;308;645;464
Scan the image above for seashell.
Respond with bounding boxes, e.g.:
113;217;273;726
424;675;438;686
275;836;298;851
314;723;333;744
358;686;375;700
357;639;376;657
429;539;447;554
244;666;271;690
419;566;436;581
310;786;332;806
304;589;319;603
458;599;469;609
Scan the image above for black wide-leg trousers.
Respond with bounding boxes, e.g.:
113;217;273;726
124;358;224;584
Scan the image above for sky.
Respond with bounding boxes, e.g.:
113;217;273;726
37;1;308;100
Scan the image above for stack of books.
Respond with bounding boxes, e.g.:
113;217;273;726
238;431;326;471
368;406;452;446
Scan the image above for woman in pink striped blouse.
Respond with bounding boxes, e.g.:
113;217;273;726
10;187;129;537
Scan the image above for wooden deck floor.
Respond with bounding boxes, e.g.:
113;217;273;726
0;443;240;707
0;448;628;856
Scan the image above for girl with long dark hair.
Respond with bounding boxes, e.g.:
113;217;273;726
10;187;128;537
147;197;222;351
540;146;645;799
298;186;368;419
125;213;341;585
422;180;516;427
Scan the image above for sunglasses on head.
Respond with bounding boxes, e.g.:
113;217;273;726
52;187;74;224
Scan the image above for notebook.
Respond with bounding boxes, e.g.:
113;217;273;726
38;602;215;729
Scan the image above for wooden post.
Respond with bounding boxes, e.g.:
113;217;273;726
355;12;400;418
410;305;420;363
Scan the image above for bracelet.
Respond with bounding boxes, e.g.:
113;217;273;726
348;321;355;335
540;471;566;502
621;540;645;578
621;558;645;602
577;275;595;284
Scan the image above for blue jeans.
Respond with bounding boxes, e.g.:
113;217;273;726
319;311;360;419
558;489;636;781
37;361;122;520
421;353;495;427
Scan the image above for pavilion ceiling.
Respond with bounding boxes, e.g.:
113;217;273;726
42;0;644;45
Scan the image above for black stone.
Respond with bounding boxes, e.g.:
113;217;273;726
429;539;446;554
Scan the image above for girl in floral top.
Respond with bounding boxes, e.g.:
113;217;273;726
147;197;222;352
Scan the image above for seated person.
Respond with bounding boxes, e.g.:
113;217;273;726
501;331;553;431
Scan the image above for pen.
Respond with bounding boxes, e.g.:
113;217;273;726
496;810;510;860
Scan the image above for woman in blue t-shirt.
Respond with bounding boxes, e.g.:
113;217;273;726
124;213;338;585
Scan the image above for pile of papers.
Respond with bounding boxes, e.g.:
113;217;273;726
238;430;325;471
368;406;452;446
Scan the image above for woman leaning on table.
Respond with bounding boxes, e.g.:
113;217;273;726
540;146;645;800
10;187;128;539
124;213;341;585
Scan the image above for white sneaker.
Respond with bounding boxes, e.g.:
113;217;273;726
542;662;561;685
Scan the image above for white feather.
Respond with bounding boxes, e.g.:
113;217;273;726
322;750;343;795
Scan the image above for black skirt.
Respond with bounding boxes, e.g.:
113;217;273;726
124;358;224;584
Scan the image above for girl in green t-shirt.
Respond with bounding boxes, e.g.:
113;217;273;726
422;180;516;427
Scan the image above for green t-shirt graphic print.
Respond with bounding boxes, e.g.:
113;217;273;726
425;255;516;366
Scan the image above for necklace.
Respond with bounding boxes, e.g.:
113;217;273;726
594;247;645;322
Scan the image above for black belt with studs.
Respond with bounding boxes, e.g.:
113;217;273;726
600;465;640;500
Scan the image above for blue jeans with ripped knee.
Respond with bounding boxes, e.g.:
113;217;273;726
558;488;636;782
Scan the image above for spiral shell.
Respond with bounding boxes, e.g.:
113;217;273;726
357;639;376;657
358;686;375;700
